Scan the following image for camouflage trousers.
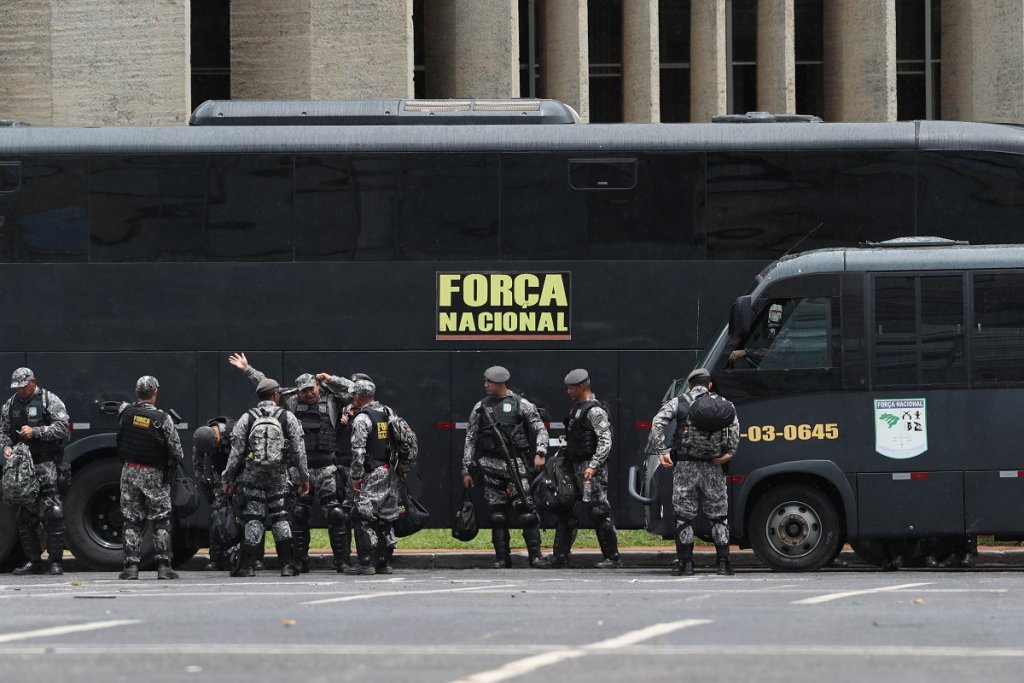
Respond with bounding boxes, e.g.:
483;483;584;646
476;455;534;509
352;465;399;552
199;477;230;567
302;464;341;510
335;461;354;508
672;460;729;546
15;461;64;561
570;460;611;510
238;468;292;549
120;464;172;565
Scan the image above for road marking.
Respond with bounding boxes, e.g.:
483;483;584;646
794;582;933;605
0;620;141;644
302;583;519;605
455;619;711;683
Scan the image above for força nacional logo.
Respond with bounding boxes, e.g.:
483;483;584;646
436;271;571;340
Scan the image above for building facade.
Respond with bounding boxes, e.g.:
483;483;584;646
1;0;1022;126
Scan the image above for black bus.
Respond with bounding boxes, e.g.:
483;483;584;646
635;238;1024;571
0;99;1022;570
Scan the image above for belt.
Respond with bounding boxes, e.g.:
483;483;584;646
125;462;157;469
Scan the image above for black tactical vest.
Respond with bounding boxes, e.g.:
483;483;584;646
117;403;170;468
335;405;356;466
294;396;338;468
669;399;690;461
475;394;530;459
565;400;603;461
357;406;391;470
206;417;235;473
8;390;62;463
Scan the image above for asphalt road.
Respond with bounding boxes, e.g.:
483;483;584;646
1;568;1023;683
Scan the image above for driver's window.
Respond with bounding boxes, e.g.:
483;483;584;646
731;297;831;370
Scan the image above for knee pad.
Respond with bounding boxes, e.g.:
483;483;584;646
710;516;728;526
488;506;509;527
517;511;539;528
152;517;172;533
291;502;313;525
43;503;64;522
589;505;612;526
326;505;349;528
676;518;693;532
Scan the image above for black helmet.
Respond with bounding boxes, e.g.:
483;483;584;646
193;425;217;454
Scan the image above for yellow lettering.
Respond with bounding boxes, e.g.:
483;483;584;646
477;312;493;332
537;313;554;332
377;422;388;439
540;274;568;307
458;314;476;332
491;274;513;307
439;312;458;332
463;274;487;307
517;311;534;331
513;274;540;309
439;274;462;307
132;415;151;429
556;312;568;331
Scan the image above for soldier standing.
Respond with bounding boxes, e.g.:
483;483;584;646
331;372;374;570
116;376;183;580
222;378;310;577
0;368;70;575
536;369;621;569
229;353;355;572
192;417;236;571
649;368;739;576
345;379;403;576
461;366;547;568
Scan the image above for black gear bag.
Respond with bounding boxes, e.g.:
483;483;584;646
394;478;430;538
531;450;577;514
687;392;736;432
170;462;201;517
451;488;479;542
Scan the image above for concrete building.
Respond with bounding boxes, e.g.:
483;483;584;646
1;0;1021;126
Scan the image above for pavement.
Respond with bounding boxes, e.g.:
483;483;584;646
58;545;1024;572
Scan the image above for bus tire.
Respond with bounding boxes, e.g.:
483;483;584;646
749;485;842;572
65;458;130;571
0;502;24;571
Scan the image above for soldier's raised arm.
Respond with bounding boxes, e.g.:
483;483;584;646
229;353;266;386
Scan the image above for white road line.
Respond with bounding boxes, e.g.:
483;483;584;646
794;582;933;605
0;620;141;644
454;619;711;683
302;583;519;606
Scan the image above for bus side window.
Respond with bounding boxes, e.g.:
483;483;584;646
973;272;1024;384
731;297;831;370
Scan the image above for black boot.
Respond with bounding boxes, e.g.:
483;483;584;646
376;544;395;575
594;522;622;569
119;563;139;580
491;527;512;568
157;560;179;580
330;523;352;572
673;542;695;576
277;538;299;577
204;544;228;571
231;545;259;577
535;520;572;569
523;526;543;568
13;520;43;575
254;538;266;570
344;523;377;575
44;516;65;575
715;545;734;576
292;525;310;574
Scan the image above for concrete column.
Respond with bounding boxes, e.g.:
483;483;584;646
822;0;896;122
312;0;414;99
0;0;52;125
425;0;519;99
0;0;190;126
757;0;795;114
942;0;1024;124
541;0;589;122
231;0;311;99
690;0;727;122
622;0;660;122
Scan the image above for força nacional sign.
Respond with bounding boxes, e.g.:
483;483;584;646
436;271;571;340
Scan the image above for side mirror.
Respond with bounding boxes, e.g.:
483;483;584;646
728;295;753;340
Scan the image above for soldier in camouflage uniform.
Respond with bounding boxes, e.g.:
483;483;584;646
536;369;621;569
192;417;236;571
344;379;404;576
116;376;184;580
649;368;739;576
333;372;374;568
222;377;310;577
229;353;356;572
461;366;547;568
0;367;70;575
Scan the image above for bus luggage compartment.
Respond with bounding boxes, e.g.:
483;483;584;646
857;471;964;537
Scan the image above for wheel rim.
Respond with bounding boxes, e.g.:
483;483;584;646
764;500;822;559
83;484;124;550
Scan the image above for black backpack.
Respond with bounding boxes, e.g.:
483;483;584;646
451;488;479;542
687;392;736;432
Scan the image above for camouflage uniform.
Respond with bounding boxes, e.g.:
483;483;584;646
650;385;740;572
244;366;355;570
0;385;70;573
536;393;614;569
348;399;400;572
461;393;547;567
192;417;235;570
222;400;308;574
117;401;183;567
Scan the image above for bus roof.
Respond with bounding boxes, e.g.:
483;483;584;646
757;240;1024;291
1;120;1022;156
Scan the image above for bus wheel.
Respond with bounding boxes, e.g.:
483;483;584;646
65;458;127;571
749;485;842;572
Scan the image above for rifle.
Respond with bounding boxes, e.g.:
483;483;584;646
481;406;536;514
